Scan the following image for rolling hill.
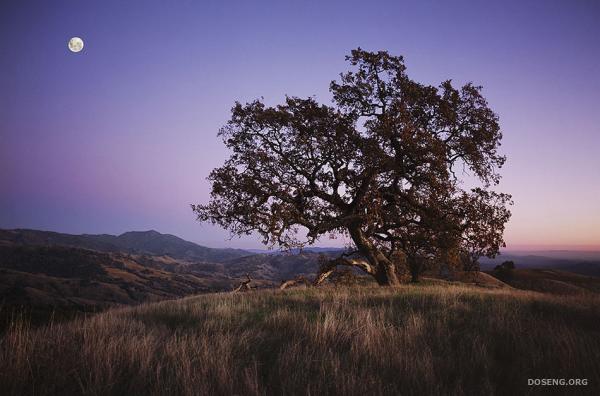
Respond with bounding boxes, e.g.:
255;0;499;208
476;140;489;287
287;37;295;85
0;229;250;263
488;268;600;294
0;243;239;328
0;229;328;324
2;228;600;328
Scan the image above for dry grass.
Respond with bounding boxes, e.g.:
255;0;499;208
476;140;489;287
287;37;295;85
1;284;599;395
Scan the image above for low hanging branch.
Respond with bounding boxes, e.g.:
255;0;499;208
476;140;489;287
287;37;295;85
279;253;376;290
279;276;311;290
232;273;253;293
314;256;376;286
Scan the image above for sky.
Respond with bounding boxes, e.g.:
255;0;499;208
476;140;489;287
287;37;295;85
1;0;599;250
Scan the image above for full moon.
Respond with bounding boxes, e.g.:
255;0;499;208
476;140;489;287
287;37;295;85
68;37;84;53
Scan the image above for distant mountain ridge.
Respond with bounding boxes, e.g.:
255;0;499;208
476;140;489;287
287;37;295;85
0;229;336;284
0;229;250;263
3;229;599;278
480;253;600;277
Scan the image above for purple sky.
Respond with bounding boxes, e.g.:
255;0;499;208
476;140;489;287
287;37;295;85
1;0;599;250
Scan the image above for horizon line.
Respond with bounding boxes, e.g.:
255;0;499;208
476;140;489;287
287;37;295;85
2;226;600;253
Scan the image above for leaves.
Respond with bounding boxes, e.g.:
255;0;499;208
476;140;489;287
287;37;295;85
193;49;512;283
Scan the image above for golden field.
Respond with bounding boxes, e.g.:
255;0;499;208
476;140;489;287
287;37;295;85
2;283;599;395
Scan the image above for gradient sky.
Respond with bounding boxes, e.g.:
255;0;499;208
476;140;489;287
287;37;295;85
1;0;599;249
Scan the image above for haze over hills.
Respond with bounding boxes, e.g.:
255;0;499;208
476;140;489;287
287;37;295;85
245;247;346;255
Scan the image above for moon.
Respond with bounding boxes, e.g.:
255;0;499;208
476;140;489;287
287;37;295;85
68;37;84;53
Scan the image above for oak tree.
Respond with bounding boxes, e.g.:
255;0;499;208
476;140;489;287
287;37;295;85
193;49;511;285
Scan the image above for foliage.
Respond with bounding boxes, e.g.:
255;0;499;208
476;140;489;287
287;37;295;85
494;260;516;281
193;49;512;285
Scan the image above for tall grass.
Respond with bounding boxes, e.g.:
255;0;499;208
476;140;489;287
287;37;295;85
1;284;598;395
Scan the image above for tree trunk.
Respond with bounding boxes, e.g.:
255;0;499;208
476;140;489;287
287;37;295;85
407;256;421;283
410;268;420;283
374;261;401;286
348;226;401;286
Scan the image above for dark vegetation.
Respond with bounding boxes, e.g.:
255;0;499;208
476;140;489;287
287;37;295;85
0;242;229;330
493;260;516;281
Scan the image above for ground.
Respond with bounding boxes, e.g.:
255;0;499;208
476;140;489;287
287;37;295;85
1;282;599;396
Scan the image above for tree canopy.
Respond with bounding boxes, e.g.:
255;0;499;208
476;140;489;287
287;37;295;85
193;49;512;285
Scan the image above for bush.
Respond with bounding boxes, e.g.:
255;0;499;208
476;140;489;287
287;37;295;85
494;261;516;281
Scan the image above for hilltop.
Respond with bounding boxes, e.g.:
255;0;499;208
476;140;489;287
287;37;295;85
1;284;598;395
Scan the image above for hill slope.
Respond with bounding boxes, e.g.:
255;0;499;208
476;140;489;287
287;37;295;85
480;253;600;277
489;268;600;294
1;285;598;395
0;244;233;311
0;230;329;321
0;229;250;263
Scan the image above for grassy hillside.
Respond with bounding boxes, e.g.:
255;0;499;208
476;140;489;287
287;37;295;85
1;284;598;395
0;244;236;328
490;269;600;294
0;245;236;302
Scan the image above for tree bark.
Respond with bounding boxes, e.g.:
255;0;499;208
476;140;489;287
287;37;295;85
314;257;375;286
375;261;401;286
279;276;311;290
348;226;401;286
407;256;421;283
